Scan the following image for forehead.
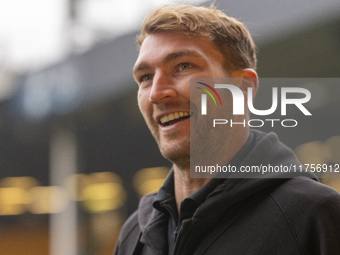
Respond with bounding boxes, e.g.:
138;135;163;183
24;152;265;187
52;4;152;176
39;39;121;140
133;32;224;73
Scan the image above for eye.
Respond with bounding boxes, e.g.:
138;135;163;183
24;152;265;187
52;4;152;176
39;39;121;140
178;63;192;71
140;74;153;83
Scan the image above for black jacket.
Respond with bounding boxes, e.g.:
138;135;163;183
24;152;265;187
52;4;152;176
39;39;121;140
114;131;340;254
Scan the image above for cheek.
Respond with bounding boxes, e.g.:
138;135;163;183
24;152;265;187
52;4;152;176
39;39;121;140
137;92;142;110
137;90;151;117
177;80;191;98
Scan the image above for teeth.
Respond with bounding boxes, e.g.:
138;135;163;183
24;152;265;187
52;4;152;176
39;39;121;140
163;115;169;123
160;112;191;124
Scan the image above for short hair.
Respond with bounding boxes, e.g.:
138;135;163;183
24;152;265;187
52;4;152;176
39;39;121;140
137;4;257;71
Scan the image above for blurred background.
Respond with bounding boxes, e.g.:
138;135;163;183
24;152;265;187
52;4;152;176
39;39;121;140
0;0;339;254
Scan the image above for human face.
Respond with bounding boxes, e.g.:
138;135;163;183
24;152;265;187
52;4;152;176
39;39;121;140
133;32;230;165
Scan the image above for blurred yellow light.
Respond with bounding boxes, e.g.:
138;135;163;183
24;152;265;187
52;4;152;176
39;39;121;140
133;167;169;196
295;141;331;165
0;187;30;215
138;179;167;195
0;176;39;189
29;186;69;214
0;176;39;215
0;172;129;215
89;172;122;183
326;136;340;163
80;183;126;213
322;178;340;192
64;172;124;202
63;173;88;201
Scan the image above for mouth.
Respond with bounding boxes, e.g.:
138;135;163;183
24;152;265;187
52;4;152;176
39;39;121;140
159;111;191;127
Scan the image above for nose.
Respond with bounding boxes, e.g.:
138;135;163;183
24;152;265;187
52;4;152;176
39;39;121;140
149;72;177;104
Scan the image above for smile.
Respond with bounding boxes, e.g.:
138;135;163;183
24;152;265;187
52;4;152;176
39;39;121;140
159;112;191;127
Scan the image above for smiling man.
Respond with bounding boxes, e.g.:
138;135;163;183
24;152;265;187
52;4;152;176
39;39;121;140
114;4;340;255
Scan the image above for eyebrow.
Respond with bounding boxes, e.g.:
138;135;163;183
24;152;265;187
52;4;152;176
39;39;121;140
133;50;201;77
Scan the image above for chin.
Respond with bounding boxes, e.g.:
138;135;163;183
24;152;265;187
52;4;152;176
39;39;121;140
159;143;190;167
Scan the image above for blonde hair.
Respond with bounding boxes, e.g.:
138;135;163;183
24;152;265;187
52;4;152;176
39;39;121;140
137;4;257;71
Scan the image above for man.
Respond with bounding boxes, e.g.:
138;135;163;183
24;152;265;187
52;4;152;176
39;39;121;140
114;4;340;255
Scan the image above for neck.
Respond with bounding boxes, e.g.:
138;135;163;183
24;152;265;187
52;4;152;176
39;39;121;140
173;165;212;212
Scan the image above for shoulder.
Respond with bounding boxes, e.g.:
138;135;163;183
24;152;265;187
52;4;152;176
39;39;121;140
269;177;340;253
114;193;157;254
270;177;340;210
120;210;139;237
114;209;140;255
117;193;156;244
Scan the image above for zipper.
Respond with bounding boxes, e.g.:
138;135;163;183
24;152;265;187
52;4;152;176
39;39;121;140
174;226;178;243
173;224;185;255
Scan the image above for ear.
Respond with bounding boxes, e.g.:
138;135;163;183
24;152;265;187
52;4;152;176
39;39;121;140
230;68;258;98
